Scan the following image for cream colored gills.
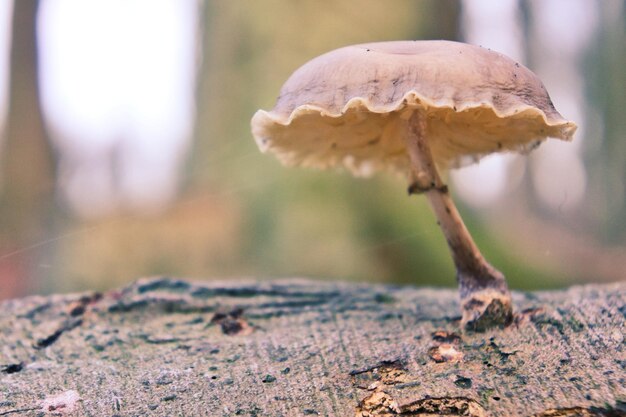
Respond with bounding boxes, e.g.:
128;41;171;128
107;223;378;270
252;40;575;174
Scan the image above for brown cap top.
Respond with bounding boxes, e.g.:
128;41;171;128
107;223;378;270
251;40;576;176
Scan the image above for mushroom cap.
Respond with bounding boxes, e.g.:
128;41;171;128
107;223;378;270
251;40;577;176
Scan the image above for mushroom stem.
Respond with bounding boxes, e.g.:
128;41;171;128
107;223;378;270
402;110;513;331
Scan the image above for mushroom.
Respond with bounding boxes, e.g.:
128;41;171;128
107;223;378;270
251;41;576;331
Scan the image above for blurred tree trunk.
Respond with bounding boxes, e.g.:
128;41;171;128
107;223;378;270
0;0;56;299
185;0;218;190
420;0;461;40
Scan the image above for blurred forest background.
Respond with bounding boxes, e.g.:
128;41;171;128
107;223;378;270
0;0;624;300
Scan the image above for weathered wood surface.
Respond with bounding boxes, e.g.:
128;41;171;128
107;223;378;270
0;278;624;416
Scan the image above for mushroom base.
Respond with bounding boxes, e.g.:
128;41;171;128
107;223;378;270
458;283;513;332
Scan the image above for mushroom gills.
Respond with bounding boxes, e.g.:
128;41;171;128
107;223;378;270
256;103;564;177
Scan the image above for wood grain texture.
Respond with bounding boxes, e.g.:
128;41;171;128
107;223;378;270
0;278;624;416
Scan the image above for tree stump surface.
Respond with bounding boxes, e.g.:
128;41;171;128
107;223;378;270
0;278;624;417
